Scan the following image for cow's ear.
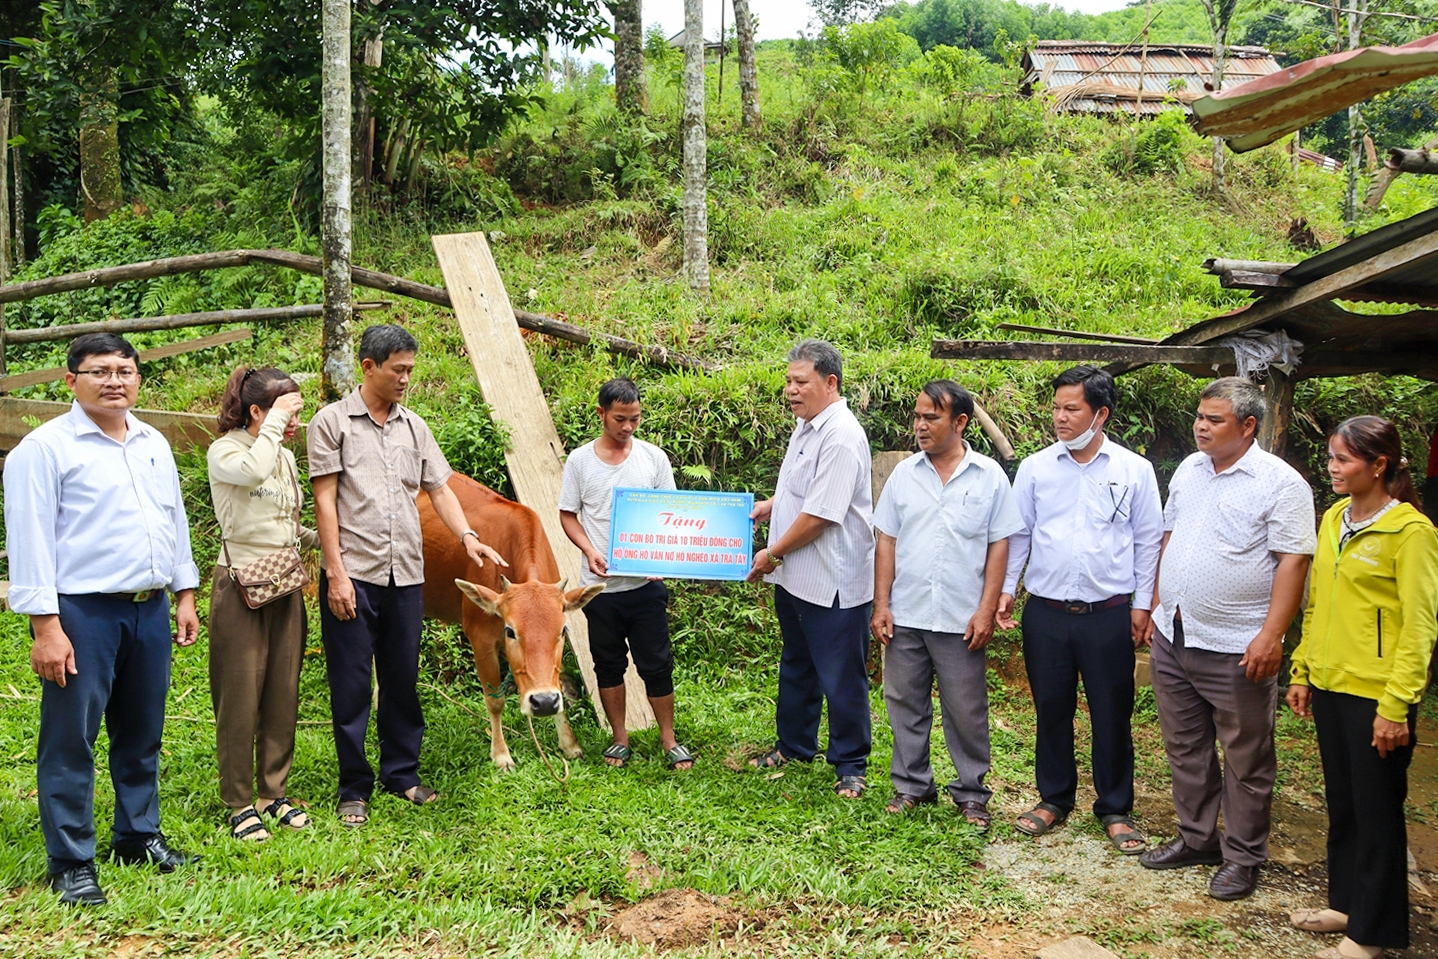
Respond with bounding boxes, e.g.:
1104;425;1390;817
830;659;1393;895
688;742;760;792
564;583;606;612
455;579;502;616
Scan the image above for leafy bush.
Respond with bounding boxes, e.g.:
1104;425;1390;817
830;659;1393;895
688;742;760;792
820;20;922;97
1102;109;1188;176
912;44;998;96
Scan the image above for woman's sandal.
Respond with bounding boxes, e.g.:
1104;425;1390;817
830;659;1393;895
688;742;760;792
884;792;938;814
1099;814;1147;855
664;744;694;770
834;775;866;798
1015;802;1069;837
602;743;632;767
260;798;309;830
748;748;789;770
337;799;368;828
1315;938;1383;959
1291;908;1348;933
228;806;269;842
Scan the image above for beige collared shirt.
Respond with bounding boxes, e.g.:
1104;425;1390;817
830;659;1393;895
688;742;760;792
306;388;453;587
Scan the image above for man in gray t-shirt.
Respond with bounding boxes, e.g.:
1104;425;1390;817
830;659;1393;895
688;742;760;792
559;378;690;770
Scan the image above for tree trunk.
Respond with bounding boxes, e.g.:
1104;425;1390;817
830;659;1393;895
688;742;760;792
10;145;22;269
0;98;10;282
1342;0;1369;231
609;1;647;112
321;0;355;401
681;0;709;292
733;0;761;131
355;29;384;189
79;67;123;222
1209;19;1229;195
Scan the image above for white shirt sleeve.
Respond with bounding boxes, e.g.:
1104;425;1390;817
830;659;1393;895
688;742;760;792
655;448;677;491
166;448;201;594
988;470;1027;544
1130;461;1165;611
1002;461;1035;595
873;474;901;539
3;440;61;615
558;451;584;514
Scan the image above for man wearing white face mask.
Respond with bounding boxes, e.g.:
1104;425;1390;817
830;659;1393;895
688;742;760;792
997;366;1164;853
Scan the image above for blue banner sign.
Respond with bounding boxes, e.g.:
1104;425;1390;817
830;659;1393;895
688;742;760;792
607;487;754;581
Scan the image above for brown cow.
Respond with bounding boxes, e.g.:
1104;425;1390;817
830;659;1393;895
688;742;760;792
419;474;603;770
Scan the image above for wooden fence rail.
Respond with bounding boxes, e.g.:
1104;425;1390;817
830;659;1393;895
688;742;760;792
0;328;253;393
3;301;389;345
0;249;712;372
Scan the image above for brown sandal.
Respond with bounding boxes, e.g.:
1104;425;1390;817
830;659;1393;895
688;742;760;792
958;801;992;833
884;792;937;814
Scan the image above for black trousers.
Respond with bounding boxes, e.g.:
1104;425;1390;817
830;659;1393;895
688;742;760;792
582;580;673;696
1313;687;1414;949
1021;598;1135;818
320;572;425;803
773;585;872;779
38;592;172;872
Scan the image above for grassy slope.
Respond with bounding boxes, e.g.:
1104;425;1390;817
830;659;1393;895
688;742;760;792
2;48;1437;957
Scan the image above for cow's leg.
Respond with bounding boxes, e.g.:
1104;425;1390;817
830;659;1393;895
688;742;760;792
554;710;584;760
473;638;515;771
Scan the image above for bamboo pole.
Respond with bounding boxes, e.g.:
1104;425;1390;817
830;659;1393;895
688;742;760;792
0;250;714;371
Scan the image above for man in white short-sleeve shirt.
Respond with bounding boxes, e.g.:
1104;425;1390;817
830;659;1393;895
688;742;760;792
559;378;689;770
746;340;876;799
872;381;1024;829
1140;377;1315;903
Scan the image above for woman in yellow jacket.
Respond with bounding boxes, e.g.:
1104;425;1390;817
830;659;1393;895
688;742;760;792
1286;416;1438;959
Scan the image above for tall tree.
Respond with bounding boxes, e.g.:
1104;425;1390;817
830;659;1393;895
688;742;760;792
321;0;354;400
1199;0;1240;194
608;0;647;112
733;0;761;131
1343;0;1370;230
681;0;709;291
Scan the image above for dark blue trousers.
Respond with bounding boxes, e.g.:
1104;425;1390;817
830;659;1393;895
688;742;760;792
773;585;872;778
319;572;425;802
38;592;172;873
1021;598;1135;819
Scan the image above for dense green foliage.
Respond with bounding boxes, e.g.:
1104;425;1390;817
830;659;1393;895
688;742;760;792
1;25;1438;959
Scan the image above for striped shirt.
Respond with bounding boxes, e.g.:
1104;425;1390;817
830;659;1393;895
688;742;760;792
765;398;875;609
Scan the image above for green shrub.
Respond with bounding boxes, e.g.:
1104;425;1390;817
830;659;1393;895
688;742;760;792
1102;108;1188;176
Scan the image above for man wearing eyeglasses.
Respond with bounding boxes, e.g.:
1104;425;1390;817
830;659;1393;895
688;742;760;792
996;366;1163;854
4;333;201;907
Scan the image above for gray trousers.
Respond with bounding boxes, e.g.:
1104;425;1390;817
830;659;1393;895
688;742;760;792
884;626;991;804
1150;623;1277;867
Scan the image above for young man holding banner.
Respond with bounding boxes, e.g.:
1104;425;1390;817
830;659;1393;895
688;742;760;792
559;378;691;770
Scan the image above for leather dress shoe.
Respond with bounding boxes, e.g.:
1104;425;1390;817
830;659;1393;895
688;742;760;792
49;862;107;906
1209;861;1259;901
1138;836;1224;870
109;834;199;873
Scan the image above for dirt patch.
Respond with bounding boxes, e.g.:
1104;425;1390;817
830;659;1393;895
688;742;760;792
609;887;751;949
625;850;663;891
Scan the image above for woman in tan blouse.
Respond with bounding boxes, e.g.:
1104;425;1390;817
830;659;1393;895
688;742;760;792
208;367;319;841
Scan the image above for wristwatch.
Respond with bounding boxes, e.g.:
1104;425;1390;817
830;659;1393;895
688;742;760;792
461;529;480;544
768;549;784;567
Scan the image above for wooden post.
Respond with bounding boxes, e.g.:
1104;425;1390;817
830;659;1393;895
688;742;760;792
1258;367;1295;456
432;231;654;733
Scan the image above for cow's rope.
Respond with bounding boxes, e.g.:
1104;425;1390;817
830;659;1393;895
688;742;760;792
527;713;571;784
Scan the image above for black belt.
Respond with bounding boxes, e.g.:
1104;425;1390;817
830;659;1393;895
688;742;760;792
104;590;161;603
1037;595;1130;615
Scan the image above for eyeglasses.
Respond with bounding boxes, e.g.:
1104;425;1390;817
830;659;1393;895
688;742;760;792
75;369;140;382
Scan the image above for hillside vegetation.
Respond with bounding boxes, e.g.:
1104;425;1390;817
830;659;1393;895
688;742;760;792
2;39;1437;959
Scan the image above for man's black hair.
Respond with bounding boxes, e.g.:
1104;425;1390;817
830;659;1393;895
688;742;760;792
921;379;974;424
359;324;419;366
67;333;139;374
1052;365;1118;418
597;377;641;409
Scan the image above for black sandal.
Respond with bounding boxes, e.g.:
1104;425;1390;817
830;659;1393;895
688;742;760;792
228;806;269;842
885;792;937;813
834;775;867;798
665;744;694;770
337;799;368;827
1015;802;1069;837
260;798;309;830
958;801;993;833
602;743;632;767
1099;814;1147;855
749;748;789;770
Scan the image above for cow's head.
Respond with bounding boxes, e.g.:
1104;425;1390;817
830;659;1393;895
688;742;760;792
455;576;604;716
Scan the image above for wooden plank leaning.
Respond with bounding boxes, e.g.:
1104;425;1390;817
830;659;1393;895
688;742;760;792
432;231;655;733
0;327;253;393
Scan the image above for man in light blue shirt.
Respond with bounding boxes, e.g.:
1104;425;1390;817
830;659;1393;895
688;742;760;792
4;333;201;906
872;381;1024;829
997;366;1163;852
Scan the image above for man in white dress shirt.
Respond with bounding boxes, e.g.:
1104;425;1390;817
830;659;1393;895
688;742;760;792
746;340;875;798
872;381;1025;829
1139;377;1314;902
4;334;201;906
997;366;1163;852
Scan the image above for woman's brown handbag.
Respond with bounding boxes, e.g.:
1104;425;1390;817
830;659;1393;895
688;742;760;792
223;461;310;609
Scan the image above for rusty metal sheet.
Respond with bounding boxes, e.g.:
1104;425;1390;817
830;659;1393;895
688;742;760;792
1024;42;1280;116
1192;32;1438;152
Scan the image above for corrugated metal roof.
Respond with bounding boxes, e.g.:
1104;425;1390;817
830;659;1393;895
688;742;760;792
1022;41;1282;116
1192;32;1438;151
